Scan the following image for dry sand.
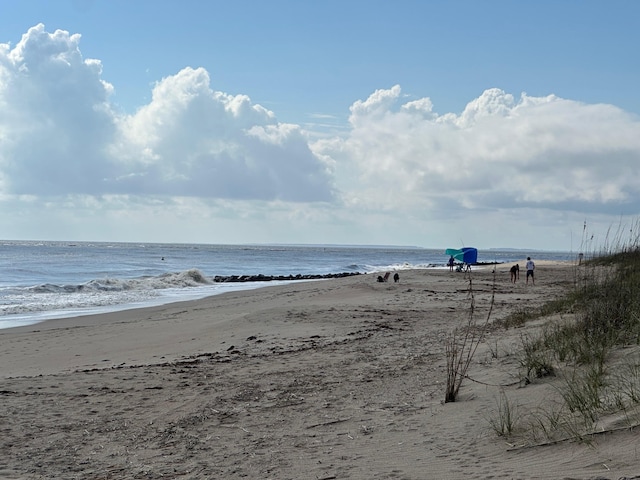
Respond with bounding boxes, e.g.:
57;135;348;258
1;262;639;479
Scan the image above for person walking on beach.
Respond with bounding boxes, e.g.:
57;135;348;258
526;257;535;284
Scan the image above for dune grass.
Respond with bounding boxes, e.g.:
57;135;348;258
444;272;495;403
486;243;640;443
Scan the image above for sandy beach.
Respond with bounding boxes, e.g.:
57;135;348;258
1;262;639;479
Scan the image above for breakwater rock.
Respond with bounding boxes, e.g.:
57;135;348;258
213;272;362;283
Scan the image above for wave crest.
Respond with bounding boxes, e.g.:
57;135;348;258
29;269;212;294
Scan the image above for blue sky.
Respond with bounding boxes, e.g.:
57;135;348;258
1;0;639;251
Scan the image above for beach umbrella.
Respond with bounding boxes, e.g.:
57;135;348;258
445;247;478;264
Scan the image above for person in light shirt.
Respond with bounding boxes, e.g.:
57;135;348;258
526;257;535;285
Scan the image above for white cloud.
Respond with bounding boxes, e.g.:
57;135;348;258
0;24;116;195
2;24;640;250
0;25;334;202
111;66;334;201
316;86;640;220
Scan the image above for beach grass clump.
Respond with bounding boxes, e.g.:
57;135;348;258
497;308;533;329
444;276;495;403
613;360;640;405
541;319;611;368
558;364;607;424
526;403;565;443
497;296;577;330
518;332;555;382
487;390;521;437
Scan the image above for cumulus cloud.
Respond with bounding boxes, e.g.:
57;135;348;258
315;85;640;217
0;24;116;194
0;24;334;202
2;24;640;248
111;67;334;201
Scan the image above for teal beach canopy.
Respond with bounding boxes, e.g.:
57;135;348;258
445;247;478;264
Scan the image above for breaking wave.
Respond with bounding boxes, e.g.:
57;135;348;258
1;269;217;321
28;269;213;294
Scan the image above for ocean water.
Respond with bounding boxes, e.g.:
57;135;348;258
0;241;574;329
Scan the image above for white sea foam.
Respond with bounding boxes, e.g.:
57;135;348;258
0;278;294;329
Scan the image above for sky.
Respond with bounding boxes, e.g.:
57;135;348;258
1;0;639;251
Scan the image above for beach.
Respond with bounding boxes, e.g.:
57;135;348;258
1;262;639;479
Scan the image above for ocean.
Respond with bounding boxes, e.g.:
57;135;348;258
0;240;574;329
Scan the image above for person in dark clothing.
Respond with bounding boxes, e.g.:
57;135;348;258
510;264;519;283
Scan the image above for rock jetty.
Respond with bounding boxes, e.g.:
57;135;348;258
213;272;362;283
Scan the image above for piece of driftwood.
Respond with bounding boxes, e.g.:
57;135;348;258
306;418;351;429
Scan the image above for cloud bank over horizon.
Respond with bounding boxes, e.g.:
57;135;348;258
319;85;640;216
1;24;639;249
